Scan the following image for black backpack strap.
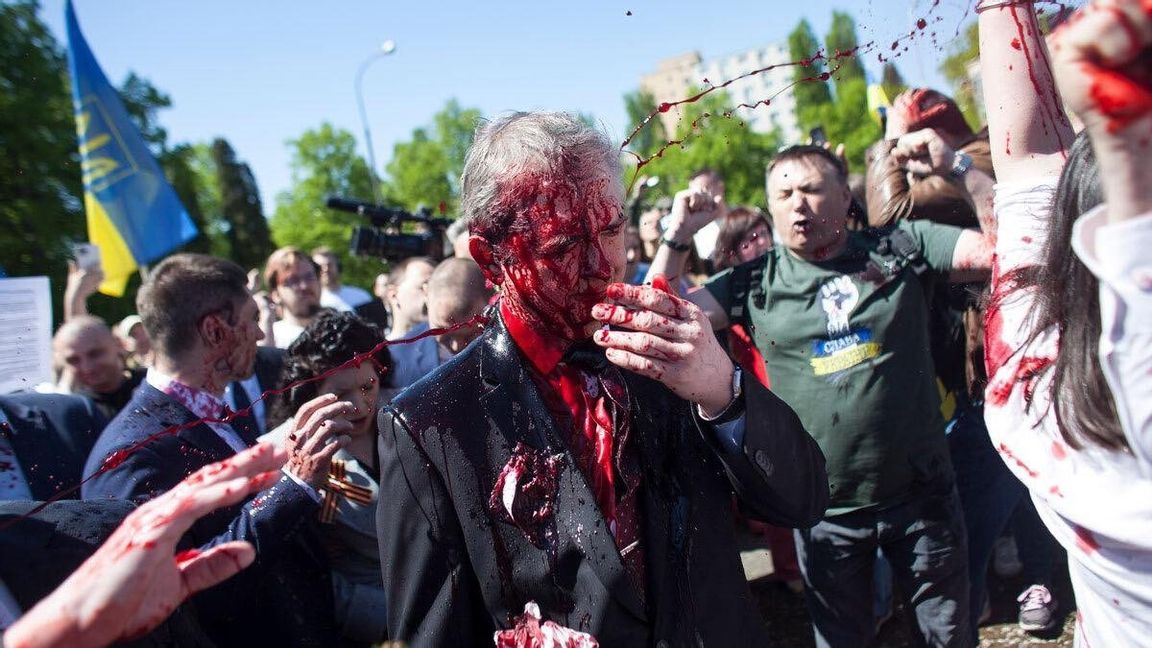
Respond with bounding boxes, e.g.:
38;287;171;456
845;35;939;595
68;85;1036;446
874;226;928;279
728;258;766;329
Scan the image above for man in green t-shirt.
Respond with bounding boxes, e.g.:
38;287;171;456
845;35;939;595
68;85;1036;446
647;143;995;647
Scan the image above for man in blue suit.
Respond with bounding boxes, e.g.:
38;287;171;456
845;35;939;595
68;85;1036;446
0;392;104;501
388;257;492;393
83;253;357;647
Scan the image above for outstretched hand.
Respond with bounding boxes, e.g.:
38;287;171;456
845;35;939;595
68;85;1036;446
6;443;288;648
591;276;736;417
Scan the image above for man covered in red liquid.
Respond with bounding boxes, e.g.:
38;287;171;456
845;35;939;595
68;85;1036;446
377;111;828;647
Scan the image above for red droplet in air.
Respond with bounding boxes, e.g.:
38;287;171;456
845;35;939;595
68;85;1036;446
1010;37;1022;50
891;41;900;51
819;72;830;81
1087;64;1152;134
657;102;672;113
917;18;927;29
625;10;632;15
438;200;447;215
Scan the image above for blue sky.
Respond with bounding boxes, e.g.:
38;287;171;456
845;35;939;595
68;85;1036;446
40;0;972;210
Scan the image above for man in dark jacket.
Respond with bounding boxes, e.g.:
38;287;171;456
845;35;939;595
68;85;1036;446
83;253;356;647
377;111;828;647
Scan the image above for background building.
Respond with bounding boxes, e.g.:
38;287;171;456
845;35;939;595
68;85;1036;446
640;43;801;144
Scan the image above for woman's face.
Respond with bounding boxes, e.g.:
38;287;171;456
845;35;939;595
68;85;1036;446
736;221;772;263
315;362;380;439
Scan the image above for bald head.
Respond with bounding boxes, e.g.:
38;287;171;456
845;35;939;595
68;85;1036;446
53;316;125;393
426;258;492;354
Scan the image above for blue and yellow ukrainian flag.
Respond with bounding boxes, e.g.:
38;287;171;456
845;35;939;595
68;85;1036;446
65;1;198;296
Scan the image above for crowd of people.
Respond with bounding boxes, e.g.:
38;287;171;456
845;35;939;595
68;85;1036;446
0;0;1149;646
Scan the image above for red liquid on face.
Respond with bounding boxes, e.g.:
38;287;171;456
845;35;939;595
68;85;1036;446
998;442;1040;479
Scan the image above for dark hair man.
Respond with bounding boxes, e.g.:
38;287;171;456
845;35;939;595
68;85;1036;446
648;143;996;647
312;246;373;312
388;257;493;391
83;253;356;646
377;112;828;646
264;246;322;348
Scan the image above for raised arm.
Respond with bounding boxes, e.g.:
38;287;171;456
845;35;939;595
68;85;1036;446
978;0;1076;183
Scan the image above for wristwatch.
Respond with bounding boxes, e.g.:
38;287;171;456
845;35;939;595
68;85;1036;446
949;151;973;179
699;365;744;423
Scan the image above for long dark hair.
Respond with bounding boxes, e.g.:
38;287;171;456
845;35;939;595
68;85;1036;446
1018;132;1125;451
711;206;770;271
269;310;393;430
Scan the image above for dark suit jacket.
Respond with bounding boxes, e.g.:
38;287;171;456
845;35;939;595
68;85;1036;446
387;321;442;392
82;383;336;647
377;313;829;647
0;499;213;647
354;298;391;333
228;345;285;441
0;393;105;500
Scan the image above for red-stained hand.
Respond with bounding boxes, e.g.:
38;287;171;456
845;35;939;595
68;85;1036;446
591;277;736;416
5;443;288;648
283;393;354;489
1051;0;1152;221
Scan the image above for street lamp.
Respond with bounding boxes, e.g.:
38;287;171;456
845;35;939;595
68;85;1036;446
355;40;396;202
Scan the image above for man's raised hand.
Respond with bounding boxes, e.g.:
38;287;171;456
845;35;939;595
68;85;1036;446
591;277;736;417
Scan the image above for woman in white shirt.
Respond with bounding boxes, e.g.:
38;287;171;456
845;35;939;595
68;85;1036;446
979;0;1152;645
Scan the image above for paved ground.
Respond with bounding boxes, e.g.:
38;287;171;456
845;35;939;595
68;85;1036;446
741;531;1075;647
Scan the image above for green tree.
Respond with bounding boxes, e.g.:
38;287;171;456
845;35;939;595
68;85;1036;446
631;90;779;207
212;138;272;269
186;142;231;259
118;71;171;156
788;19;832;131
880;62;908;103
809;77;882;171
160;144;211;254
824;11;866;90
0;1;84;325
271;123;380;287
383;99;481;216
621;88;669;159
939;22;983;129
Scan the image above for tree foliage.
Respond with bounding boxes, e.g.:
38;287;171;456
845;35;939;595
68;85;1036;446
825;11;866;90
0;1;84;321
271;122;381;288
788;19;833;131
880;62;908;102
622;88;669;160
939;22;983;130
382;99;480;216
807;77;882;171
212;138;272;270
626;90;779;208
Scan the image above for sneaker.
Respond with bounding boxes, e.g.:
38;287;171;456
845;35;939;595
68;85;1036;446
993;535;1023;577
1017;584;1058;632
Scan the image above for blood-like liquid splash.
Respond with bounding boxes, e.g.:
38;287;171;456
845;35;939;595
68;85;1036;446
493;601;599;648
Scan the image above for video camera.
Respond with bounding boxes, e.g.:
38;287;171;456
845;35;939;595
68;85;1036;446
327;197;453;263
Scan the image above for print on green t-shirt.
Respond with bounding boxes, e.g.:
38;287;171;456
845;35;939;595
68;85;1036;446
705;221;965;514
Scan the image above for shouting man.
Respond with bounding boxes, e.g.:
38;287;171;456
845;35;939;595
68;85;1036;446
377;112;828;646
